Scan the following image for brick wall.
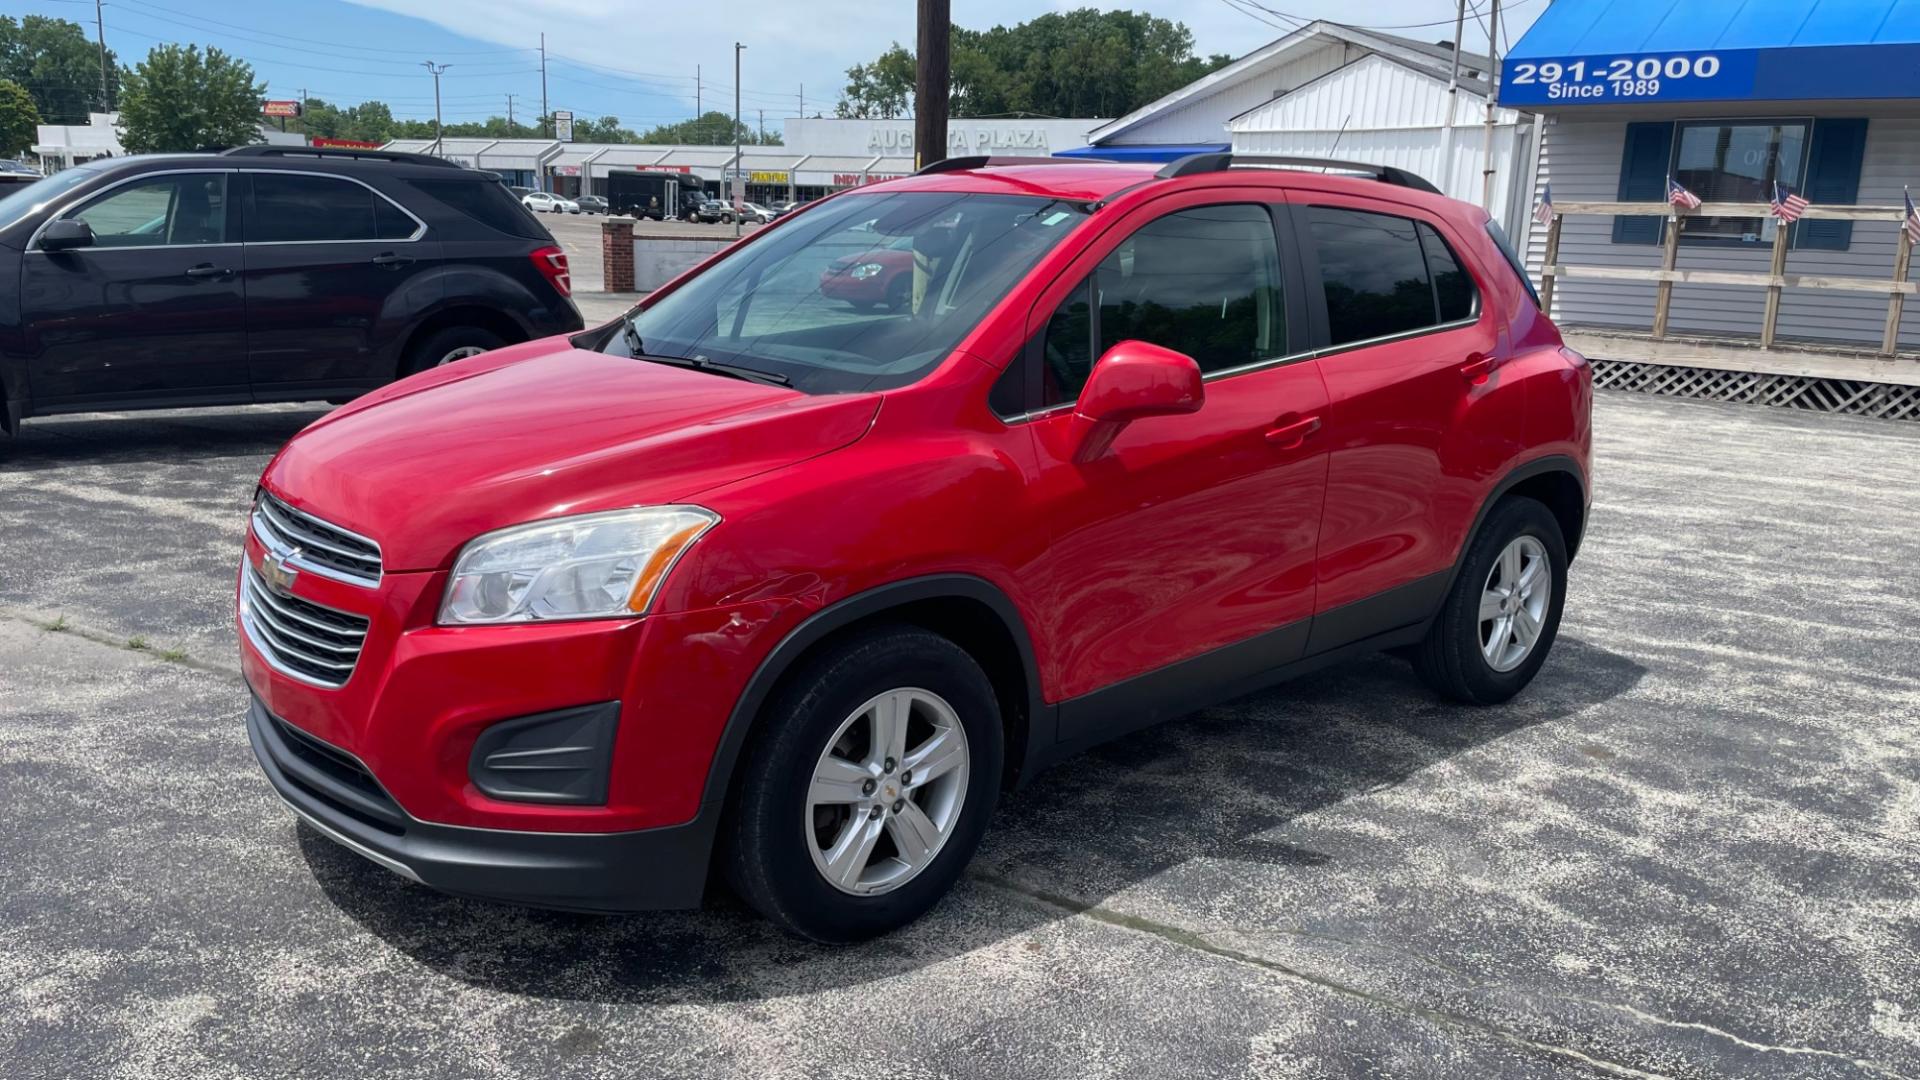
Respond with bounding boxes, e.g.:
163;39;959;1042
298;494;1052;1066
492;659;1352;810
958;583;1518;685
601;217;635;292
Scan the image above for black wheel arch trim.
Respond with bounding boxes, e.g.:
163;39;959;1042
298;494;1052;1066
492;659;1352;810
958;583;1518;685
1444;454;1588;597
696;574;1050;821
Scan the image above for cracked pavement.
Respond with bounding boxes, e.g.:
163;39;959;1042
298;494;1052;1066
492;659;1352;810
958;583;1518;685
2;392;1918;1079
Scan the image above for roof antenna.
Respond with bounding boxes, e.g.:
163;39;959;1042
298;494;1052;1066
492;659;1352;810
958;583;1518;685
1322;114;1352;171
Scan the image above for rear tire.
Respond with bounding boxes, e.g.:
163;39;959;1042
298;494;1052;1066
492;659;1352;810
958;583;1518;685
1412;497;1567;705
723;625;1003;943
402;325;506;376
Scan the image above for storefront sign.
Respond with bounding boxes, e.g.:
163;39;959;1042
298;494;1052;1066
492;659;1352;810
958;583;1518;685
312;136;380;149
1501;44;1920;106
554;110;574;143
262;100;303;118
865;126;1058;155
830;172;908;187
556;165;580;176
749;170;789;183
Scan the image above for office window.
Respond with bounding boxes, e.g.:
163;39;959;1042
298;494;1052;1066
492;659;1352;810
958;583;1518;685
1670;120;1809;244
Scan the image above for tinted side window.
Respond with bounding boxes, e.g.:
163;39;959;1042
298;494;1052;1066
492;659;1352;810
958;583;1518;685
1485;220;1542;310
1307;207;1435;347
249;174;407;243
411;178;548;239
1039;204;1284;406
1418;222;1476;323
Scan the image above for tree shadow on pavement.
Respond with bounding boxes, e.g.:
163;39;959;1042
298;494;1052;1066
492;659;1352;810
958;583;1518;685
309;635;1646;1004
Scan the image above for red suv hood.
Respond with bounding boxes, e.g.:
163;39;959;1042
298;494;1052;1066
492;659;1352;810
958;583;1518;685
263;344;878;572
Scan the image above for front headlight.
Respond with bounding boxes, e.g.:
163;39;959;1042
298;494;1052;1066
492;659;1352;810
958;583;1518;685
439;506;718;626
849;262;886;280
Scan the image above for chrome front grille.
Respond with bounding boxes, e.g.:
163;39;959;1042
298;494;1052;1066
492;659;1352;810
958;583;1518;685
252;492;382;587
240;563;370;689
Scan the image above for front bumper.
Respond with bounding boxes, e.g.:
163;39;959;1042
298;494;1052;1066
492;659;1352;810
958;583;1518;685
246;693;716;912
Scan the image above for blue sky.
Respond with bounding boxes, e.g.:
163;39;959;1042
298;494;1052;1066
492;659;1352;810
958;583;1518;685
11;0;1542;135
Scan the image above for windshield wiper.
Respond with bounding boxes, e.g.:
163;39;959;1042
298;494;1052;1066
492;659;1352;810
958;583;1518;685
617;314;790;387
633;349;792;387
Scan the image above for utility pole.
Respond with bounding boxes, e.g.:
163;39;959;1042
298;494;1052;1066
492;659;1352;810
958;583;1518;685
757;108;764;143
1481;0;1500;210
799;82;804;119
913;0;951;168
422;61;449;156
93;0;110;111
1439;0;1465;173
506;93;517;129
539;33;550;138
696;65;702;116
733;42;744;239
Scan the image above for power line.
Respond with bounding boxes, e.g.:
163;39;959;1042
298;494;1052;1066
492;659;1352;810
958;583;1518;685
109;0;538;57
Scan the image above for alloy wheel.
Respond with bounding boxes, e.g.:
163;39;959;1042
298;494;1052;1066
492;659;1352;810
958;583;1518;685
1479;535;1551;673
805;688;970;896
437;346;488;366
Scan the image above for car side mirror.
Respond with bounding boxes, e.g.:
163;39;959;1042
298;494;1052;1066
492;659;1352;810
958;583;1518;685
39;218;94;252
1069;340;1204;463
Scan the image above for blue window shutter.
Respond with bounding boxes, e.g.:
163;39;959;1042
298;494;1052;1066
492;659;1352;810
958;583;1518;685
1797;119;1867;252
1613;122;1673;245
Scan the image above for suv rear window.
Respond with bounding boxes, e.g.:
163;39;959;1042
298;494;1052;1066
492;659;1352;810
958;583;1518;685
409;178;550;240
1305;206;1479;348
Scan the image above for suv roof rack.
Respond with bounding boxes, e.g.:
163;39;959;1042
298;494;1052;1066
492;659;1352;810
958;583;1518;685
1154;152;1441;195
221;145;465;170
913;155;1085;175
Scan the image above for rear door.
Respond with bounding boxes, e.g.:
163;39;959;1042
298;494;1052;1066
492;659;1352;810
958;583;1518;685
1284;194;1517;649
239;170;441;396
19;169;247;404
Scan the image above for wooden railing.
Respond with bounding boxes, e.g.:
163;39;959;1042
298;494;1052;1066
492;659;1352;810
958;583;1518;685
1538;201;1916;355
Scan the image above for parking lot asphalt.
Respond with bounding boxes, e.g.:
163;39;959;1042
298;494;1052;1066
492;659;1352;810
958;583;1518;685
3;392;1918;1079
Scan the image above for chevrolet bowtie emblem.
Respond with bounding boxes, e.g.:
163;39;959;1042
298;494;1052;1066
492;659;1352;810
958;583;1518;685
261;548;301;596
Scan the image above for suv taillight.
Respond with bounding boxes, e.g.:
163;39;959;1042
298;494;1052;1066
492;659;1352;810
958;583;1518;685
531;246;571;298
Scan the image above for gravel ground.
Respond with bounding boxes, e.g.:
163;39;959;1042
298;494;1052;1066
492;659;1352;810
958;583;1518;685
1;392;1917;1079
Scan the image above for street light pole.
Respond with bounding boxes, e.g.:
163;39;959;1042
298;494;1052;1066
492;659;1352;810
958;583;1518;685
422;61;449;156
734;42;745;239
93;0;111;111
914;0;951;169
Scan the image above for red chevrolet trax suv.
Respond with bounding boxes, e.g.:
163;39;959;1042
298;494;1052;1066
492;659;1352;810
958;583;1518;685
240;154;1591;942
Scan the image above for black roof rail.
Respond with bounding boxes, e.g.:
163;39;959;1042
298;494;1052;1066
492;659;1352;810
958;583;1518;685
1155;152;1441;195
221;145;465;169
913;155;1085;175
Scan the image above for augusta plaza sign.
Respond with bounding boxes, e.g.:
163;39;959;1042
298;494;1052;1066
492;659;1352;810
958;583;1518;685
783;117;1107;161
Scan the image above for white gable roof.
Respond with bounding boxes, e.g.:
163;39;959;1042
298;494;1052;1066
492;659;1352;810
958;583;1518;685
1228;52;1515;135
1089;20;1493;147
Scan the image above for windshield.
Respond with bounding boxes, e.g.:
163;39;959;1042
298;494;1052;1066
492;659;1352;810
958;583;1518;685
610;190;1089;394
0;162;110;233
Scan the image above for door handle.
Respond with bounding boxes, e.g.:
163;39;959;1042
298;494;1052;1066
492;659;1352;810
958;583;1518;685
371;253;413;268
184;264;233;279
1460;353;1498;383
1264;415;1321;449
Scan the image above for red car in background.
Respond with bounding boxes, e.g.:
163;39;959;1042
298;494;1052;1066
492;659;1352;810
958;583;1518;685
818;233;916;312
240;153;1591;943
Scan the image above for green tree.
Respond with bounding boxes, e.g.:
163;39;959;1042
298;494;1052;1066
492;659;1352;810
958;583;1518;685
636;110;780;146
0;16;118;124
838;8;1233;120
117;44;264;153
0;78;40;156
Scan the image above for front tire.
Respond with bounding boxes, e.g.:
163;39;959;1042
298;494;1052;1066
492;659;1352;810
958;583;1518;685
723;626;1003;943
1412;497;1567;704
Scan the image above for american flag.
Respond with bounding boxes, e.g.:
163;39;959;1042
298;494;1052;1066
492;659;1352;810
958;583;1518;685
1905;187;1920;247
1770;181;1809;224
1534;185;1555;228
1667;177;1701;211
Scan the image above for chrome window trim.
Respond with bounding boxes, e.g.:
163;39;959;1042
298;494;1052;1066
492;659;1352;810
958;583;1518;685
26;167;236;252
251;492;384;589
237;168;428;244
1309;313;1481;362
25;165;428;251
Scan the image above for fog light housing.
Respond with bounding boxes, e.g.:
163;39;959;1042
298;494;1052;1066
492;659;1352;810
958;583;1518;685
468;702;619;805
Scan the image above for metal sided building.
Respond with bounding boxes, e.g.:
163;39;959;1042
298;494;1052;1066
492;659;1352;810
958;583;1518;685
1502;0;1920;412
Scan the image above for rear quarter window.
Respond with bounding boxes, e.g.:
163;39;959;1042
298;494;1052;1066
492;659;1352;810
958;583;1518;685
408;178;551;240
1485;220;1543;310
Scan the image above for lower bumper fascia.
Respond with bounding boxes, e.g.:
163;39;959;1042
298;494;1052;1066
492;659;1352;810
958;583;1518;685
245;694;717;913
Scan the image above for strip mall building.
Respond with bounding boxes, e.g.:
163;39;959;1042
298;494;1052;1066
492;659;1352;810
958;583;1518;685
382;118;1105;205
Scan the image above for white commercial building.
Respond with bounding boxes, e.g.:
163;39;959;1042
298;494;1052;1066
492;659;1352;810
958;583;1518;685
32;112;308;171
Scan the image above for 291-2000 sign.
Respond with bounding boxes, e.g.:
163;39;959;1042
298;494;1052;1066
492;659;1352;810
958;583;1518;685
1509;54;1723;99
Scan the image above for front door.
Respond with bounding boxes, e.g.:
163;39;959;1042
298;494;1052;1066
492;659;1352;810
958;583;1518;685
1020;196;1330;731
20;170;247;405
239;170;438;394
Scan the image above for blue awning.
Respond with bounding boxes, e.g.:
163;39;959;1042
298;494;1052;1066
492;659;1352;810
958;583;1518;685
1054;143;1230;162
1500;0;1920;107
